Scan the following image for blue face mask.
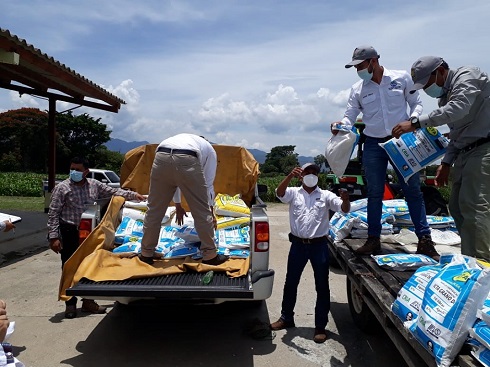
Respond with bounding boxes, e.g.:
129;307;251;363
69;169;84;183
425;82;444;98
357;61;373;81
424;70;444;98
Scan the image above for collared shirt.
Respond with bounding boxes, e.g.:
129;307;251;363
157;133;217;206
47;178;138;239
276;186;345;239
341;68;423;138
419;66;490;165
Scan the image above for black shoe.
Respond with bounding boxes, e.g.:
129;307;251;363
270;318;295;330
202;254;229;266
416;236;440;261
138;254;154;265
354;237;381;256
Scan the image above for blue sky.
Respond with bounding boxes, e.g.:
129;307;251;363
1;0;489;156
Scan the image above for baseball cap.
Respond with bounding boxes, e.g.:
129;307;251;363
345;46;379;68
301;162;320;174
410;56;444;93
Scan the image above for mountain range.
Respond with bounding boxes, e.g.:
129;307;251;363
105;139;315;165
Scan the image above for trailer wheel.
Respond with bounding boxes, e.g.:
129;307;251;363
346;277;379;333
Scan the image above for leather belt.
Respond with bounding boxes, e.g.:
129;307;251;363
289;233;327;244
367;135;392;143
157;147;198;157
460;136;490;154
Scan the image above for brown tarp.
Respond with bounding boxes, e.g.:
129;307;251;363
59;144;259;301
120;144;259;207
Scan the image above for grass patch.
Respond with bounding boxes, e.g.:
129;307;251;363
0;196;44;212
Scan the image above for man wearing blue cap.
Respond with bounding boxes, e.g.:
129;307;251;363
392;56;490;261
333;46;439;260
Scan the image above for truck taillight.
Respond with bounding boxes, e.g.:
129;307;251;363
79;218;93;244
254;222;269;252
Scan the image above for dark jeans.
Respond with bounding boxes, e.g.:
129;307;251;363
280;236;330;329
363;136;431;238
59;223;80;306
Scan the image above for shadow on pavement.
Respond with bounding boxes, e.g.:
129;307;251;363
61;300;276;367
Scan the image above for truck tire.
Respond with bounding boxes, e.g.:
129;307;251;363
346;277;379;334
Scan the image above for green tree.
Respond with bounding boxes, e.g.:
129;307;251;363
261;145;299;175
94;147;125;173
55;111;112;170
314;154;327;172
0;108;49;172
0;108;116;173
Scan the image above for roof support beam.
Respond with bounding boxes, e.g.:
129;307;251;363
0;50;19;65
0;81;119;112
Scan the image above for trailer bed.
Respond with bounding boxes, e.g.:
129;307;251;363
328;238;479;367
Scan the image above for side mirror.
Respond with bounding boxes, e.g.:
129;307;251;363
257;184;268;196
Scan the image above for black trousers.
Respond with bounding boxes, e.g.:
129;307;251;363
59;222;80;306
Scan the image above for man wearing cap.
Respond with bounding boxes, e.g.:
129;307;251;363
392;56;490;260
270;163;350;343
333;45;439;260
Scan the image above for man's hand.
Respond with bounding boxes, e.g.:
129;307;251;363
330;122;342;136
435;164;450;187
134;193;146;202
290;167;303;178
49;238;62;254
175;204;187;226
392;121;416;139
2;220;15;232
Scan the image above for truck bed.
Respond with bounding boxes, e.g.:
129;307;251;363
328;238;479;367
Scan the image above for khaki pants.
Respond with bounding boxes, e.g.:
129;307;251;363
450;142;490;260
141;152;217;260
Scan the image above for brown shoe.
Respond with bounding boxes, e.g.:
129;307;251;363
64;305;77;319
416;236;440;261
313;328;328;343
202;254;229;266
270;318;295;330
81;299;107;314
354;237;381;256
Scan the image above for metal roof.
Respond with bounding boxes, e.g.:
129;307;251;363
0;28;125;112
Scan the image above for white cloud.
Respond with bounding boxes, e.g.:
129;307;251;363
1;0;489;156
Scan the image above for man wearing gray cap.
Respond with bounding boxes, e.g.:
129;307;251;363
392;56;490;261
333;45;439;260
270;163;350;343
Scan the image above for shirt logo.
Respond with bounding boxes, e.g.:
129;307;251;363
388;81;402;90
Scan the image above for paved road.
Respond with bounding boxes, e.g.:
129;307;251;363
0;204;408;367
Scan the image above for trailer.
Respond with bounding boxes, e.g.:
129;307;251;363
328;238;479;367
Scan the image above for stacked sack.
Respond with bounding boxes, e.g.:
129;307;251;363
328;198;461;247
328;198;394;242
213;194;251;258
111;194;252;260
466;274;490;367
391;254;490;367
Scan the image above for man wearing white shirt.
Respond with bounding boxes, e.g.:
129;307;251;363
140;133;228;266
333;45;439;260
270;163;350;343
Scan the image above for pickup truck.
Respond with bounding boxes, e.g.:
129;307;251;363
62;143;274;306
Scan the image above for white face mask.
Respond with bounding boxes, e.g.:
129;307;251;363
302;174;318;188
357;60;373;81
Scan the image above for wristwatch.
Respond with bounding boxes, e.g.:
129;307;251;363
410;116;421;128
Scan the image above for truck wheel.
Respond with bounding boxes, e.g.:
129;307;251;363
346;277;379;334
